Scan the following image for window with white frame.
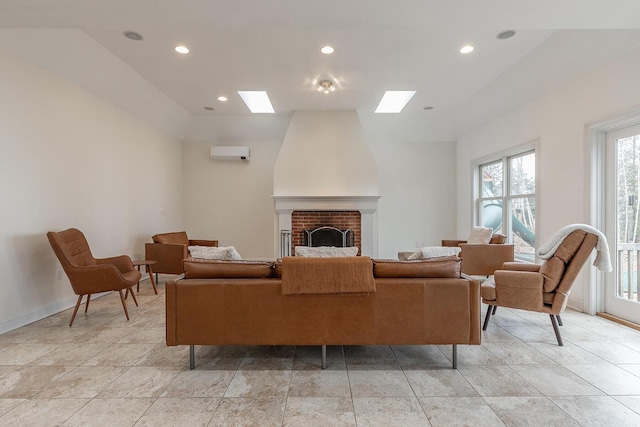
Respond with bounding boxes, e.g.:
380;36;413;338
477;150;536;262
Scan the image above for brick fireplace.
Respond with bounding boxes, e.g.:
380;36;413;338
273;195;380;257
291;211;361;255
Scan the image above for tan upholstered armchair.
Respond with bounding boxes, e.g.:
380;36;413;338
441;234;514;276
47;228;141;326
481;229;599;346
144;231;218;276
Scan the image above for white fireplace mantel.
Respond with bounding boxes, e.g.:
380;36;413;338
272;195;380;257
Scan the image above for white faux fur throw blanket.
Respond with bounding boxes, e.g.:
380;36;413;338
536;224;612;272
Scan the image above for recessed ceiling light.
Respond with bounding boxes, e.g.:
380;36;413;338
321;46;334;54
375;91;416;113
175;45;190;54
497;30;516;40
204;106;214;111
217;96;228;102
423;106;434;111
237;91;275;113
459;45;474;54
123;31;143;41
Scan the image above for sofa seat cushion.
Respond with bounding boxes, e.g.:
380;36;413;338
481;276;496;301
153;231;189;245
543;291;555;305
183;259;275;279
373;258;461;278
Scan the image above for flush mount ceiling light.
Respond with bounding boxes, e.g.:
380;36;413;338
459;45;474;54
375;91;416;113
317;80;336;94
217;96;228;102
497;30;516;40
321;45;334;54
123;31;143;41
237;91;275;113
174;45;190;54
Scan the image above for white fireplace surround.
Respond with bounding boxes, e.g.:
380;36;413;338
273;195;380;257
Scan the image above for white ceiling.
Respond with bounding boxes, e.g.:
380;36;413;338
2;0;640;141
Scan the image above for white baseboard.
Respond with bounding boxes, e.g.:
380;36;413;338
0;291;110;334
567;296;585;313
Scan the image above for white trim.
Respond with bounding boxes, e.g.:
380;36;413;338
0;291;111;334
585;106;640;315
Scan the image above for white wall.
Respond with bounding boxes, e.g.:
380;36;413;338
183;117;457;260
0;51;184;332
372;141;457;259
456;46;640;310
183;140;283;259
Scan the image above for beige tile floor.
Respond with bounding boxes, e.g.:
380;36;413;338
2;277;640;426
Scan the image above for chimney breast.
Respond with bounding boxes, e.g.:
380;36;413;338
273;110;379;196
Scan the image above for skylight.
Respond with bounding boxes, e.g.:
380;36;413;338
237;91;275;113
374;91;416;113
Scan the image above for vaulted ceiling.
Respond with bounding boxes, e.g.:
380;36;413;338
2;0;640;141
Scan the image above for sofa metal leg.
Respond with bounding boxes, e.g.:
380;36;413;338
321;345;327;370
492;305;497;315
482;305;493;331
550;315;563;346
452;344;458;369
189;345;195;370
556;315;563;326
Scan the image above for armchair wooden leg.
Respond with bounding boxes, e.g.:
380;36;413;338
550;314;563;346
483;305;493;331
84;294;91;313
118;289;130;321
556;315;563;326
128;287;139;307
69;295;83;326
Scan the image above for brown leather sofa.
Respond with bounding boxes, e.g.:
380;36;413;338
144;231;218;277
166;256;481;369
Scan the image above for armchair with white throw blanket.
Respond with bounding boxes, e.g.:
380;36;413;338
481;225;611;346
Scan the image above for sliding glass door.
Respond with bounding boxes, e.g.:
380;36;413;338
605;124;640;323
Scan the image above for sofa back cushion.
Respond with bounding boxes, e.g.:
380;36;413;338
539;230;587;292
153;231;189;245
183;259;275;279
489;234;507;244
373;258;461;278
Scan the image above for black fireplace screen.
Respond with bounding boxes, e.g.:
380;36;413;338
301;226;354;248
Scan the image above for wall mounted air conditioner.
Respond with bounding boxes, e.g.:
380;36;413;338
210;146;250;161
